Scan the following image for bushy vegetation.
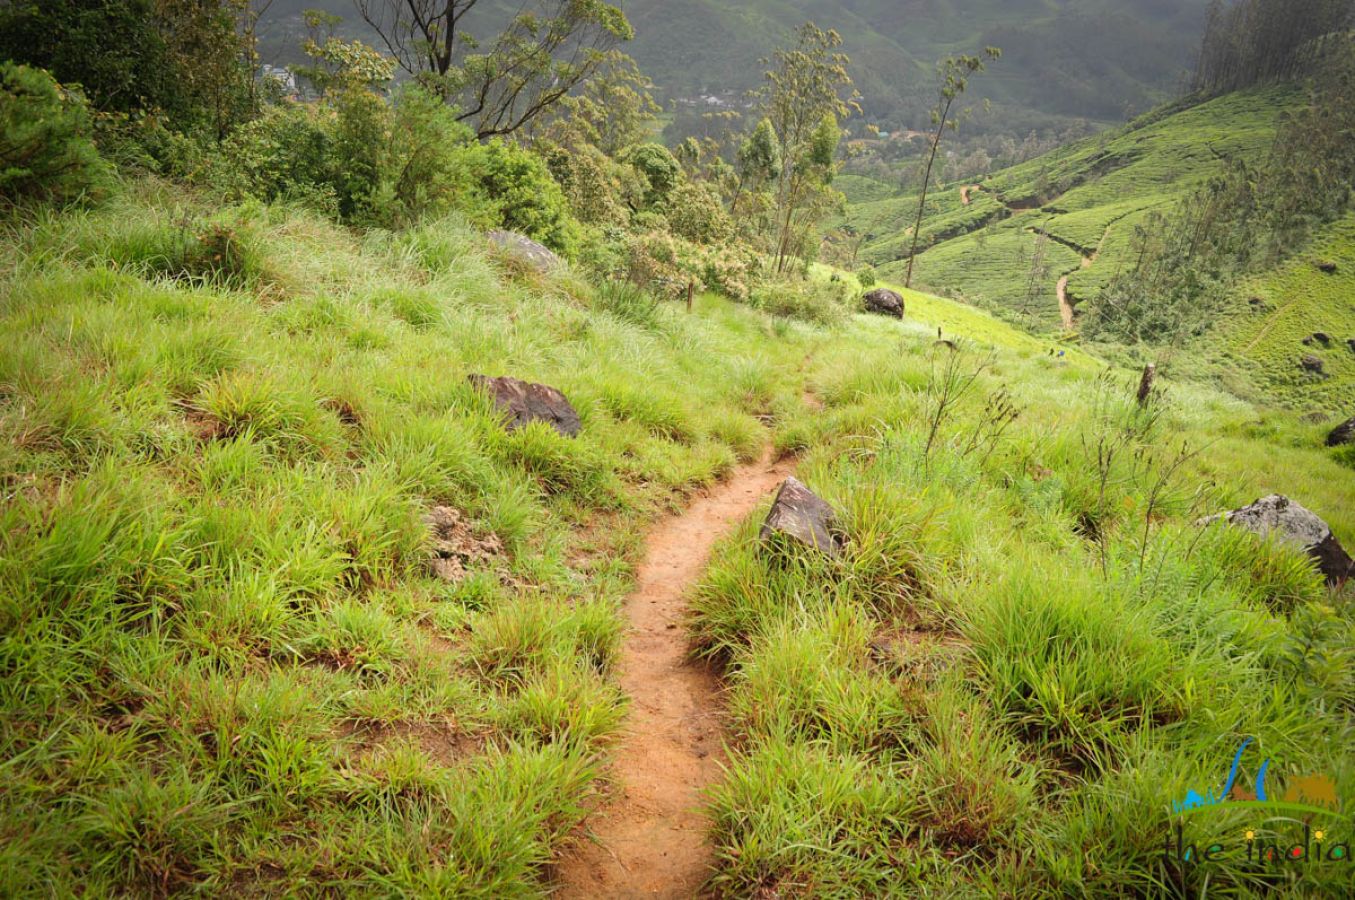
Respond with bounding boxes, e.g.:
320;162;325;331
0;63;107;203
695;338;1355;896
0;2;861;322
3;1;1354;896
0;192;820;893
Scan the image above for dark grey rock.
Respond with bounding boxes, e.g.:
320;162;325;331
862;288;905;319
760;477;842;556
1200;494;1354;585
469;375;581;437
1346;338;1355;356
486;230;561;274
1303;332;1333;347
1327;417;1355;448
1301;354;1326;375
1316;259;1338;274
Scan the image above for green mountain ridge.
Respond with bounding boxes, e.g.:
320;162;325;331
625;0;1209;127
259;0;1210;132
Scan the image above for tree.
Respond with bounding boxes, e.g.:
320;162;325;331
354;0;634;139
624;142;681;209
145;0;254;139
1194;0;1353;95
905;48;1000;289
296;10;398;97
0;63;109;203
533;50;658;155
0;0;176;114
757;23;859;274
239;0;274;112
0;0;252;137
732;117;779;219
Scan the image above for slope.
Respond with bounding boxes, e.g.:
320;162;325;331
842;85;1295;330
2;183;1353;896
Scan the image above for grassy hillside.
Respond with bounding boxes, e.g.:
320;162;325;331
0;185;812;893
838;84;1355;415
843;86;1295;325
1207;214;1355;411
2;184;1353;895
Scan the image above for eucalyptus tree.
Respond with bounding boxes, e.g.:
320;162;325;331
354;0;633;139
905;48;1001;288
756;23;859;274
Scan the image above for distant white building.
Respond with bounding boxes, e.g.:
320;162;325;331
261;64;298;95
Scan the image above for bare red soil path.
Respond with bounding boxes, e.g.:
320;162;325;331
553;450;795;898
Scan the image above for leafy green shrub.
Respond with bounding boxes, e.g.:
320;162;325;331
381;87;479;225
857;264;876;288
624;143;681;208
623;230;698;297
225;102;339;215
0;63;107;203
545;143;638;227
701;244;760;301
330;86;387;221
666;181;732;243
470;139;578;254
225;87;514;231
748;278;849;326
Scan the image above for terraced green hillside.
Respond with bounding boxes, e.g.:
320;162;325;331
1208;214;1355;410
842;87;1296;329
838;85;1355;415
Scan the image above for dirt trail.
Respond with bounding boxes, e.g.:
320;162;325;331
553;450;795;899
1056;274;1076;330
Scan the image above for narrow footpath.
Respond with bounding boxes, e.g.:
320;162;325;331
553;450;796;898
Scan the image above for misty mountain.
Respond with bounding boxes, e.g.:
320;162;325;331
258;0;1211;133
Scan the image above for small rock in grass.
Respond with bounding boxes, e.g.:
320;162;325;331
1300;354;1326;375
1316;259;1338;274
862;288;905;319
1303;332;1333;347
1328;417;1355;448
1199;495;1353;585
486;230;561;275
760;477;842;556
469;374;582;437
424;506;504;583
